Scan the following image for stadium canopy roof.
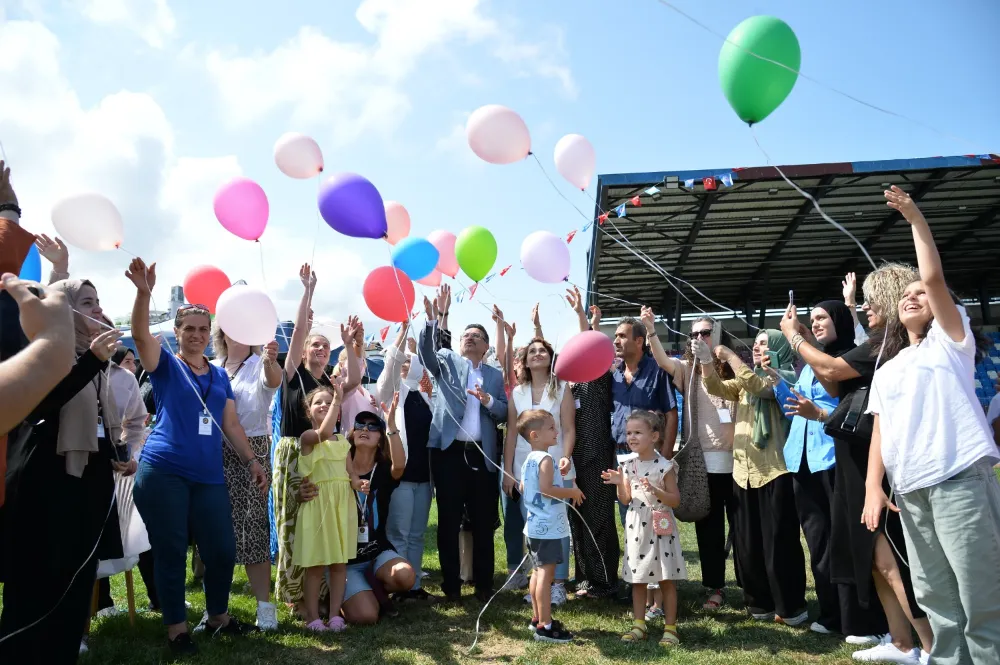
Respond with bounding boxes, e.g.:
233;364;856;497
585;154;1000;328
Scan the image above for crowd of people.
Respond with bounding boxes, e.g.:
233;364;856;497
1;160;999;665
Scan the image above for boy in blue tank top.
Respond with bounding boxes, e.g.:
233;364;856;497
517;409;585;643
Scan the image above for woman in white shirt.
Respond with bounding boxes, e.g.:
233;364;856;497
864;186;1000;665
503;338;576;605
211;326;282;630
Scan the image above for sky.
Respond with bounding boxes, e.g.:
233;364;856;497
2;0;998;351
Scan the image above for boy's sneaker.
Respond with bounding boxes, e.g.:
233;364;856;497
534;620;573;644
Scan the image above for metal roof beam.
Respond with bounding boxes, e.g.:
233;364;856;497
674;191;715;278
938;207;999;255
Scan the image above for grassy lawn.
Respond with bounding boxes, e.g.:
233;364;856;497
3;502;861;664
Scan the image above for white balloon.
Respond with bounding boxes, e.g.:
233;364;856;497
554;134;596;190
51;192;124;252
274;132;324;179
216;285;278;346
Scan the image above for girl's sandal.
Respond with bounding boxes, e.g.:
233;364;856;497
621;624;648;642
660;626;680;646
703;589;725;611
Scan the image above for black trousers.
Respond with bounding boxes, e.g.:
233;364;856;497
570;461;620;590
0;553;98;664
431;442;499;596
732;475;807;618
694;472;737;590
97;549;159;611
793;465;888;636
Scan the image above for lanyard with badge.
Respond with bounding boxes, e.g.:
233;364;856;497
354;463;377;544
179;355;215;436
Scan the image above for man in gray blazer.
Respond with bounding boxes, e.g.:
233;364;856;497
418;317;507;602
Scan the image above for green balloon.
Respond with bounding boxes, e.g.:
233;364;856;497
455;225;497;283
718;16;801;125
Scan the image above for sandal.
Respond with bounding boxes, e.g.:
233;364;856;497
621;623;648;642
327;616;346;632
703;589;725;611
305;619;327;632
660;626;680;646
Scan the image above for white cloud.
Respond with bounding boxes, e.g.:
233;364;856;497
0;18;371;323
203;0;576;142
71;0;176;48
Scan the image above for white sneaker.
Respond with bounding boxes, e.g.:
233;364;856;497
256;601;278;631
550;583;568;606
95;606;120;619
852;635;921;664
810;621;834;635
847;634;886;646
777;610;810;627
503;571;529;591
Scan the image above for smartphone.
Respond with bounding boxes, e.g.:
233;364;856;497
788;289;795;307
765;350;779;368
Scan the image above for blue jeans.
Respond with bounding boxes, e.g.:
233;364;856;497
385;481;432;590
502;478;571;580
133;459;236;625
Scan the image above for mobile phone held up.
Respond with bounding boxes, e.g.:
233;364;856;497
765;350;779;369
788;289;795;307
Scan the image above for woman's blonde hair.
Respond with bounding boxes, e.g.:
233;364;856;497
862;262;919;324
210;319;261;360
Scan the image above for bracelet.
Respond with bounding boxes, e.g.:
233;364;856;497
790;334;806;354
387;430;400;436
817;409;829;423
0;203;22;216
245;457;257;468
439;311;449;316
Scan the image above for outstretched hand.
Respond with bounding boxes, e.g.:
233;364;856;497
885;185;925;225
125;258;156;295
842;272;857;306
466;382;490;405
34;234;69;272
299;263;317;291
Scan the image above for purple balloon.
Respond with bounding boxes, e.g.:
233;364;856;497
318;173;387;239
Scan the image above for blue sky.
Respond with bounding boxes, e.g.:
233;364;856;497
2;0;998;349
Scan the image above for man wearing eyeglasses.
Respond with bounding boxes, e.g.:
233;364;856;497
419;310;508;603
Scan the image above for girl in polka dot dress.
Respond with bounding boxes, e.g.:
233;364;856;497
602;411;686;646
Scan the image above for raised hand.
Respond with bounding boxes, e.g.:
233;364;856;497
0;160;17;207
640;305;656;334
90;328;124;362
382;391;400;423
299;263;317;290
779;303;806;338
505;320;516;339
691;338;713;365
842;272;858;306
34;234;69;272
565;285;584;314
436;284;450;315
125;258;156;295
530;303;541;328
263;340;279;364
884;185;925;225
423;295;434;320
589;304;602;330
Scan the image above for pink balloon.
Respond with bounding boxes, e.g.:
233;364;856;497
466;105;530;165
521;231;570;283
384;201;411;245
416;270;441;287
214;177;269;241
554;134;596;190
554;330;615;383
427;229;458;277
274;133;324;179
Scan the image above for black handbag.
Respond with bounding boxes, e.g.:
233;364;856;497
823;386;874;446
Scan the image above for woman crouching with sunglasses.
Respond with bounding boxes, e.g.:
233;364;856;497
298;395;413;624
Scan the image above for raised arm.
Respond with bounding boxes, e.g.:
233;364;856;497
641;306;684;382
313;383;343;445
564;286;589;333
886;185;964;342
531;303;543;340
700;345;742;402
384;392;406;480
124;258;162;372
283;264;316;378
339;316;363;394
492;304;507;383
34;234;69;284
419;298;445;378
376;324;407;407
842;272;862;333
503;398;518;495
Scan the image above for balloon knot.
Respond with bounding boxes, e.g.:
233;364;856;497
527;151;533;156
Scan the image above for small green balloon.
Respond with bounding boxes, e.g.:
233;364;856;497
718;16;801;125
455;225;497;283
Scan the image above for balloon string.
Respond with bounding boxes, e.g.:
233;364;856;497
651;0;992;153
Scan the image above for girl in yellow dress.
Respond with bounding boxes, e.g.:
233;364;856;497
294;384;361;632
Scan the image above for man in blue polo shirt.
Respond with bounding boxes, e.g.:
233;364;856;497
611;316;678;458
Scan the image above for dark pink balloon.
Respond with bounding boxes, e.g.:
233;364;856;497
554;330;615;383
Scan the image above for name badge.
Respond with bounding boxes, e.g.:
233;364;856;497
198;410;213;436
96;416;105;439
717;408;732;424
357;524;369;544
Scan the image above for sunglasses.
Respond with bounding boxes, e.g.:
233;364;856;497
177;303;210;314
692;329;713;338
353;421;382;432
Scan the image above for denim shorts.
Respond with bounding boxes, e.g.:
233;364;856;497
527;538;564;568
345;549;400;601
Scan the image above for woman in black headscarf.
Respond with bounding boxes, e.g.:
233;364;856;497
766;301;888;640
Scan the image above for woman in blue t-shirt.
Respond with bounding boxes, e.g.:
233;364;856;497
126;258;268;656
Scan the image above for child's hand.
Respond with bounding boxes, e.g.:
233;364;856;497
601;467;623;485
567;486;586;507
639;477;654;493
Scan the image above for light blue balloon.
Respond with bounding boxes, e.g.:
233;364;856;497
391;237;439;281
18;244;41;282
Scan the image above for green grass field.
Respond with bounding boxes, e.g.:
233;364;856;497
3;502;863;664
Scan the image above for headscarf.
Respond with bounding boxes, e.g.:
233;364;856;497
49;280;122;477
813;300;857;358
750;329;795;449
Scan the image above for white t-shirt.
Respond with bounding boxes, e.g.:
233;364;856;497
511;382;575;482
212;354;278;437
987;393;1000;428
867;310;998;494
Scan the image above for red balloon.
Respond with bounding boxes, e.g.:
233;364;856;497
363;266;415;322
554;330;615;383
183;265;231;314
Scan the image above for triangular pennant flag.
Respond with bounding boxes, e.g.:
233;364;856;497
644;186;660;196
456;292;464;303
720;173;733;187
566;230;577;244
582;221;592;232
380;326;390;342
483;272;496;283
469;284;478;300
614;203;626;217
500;265;511;277
598;212;609;225
684;178;695;189
703;176;717;191
630;195;641;206
393;323;401;333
